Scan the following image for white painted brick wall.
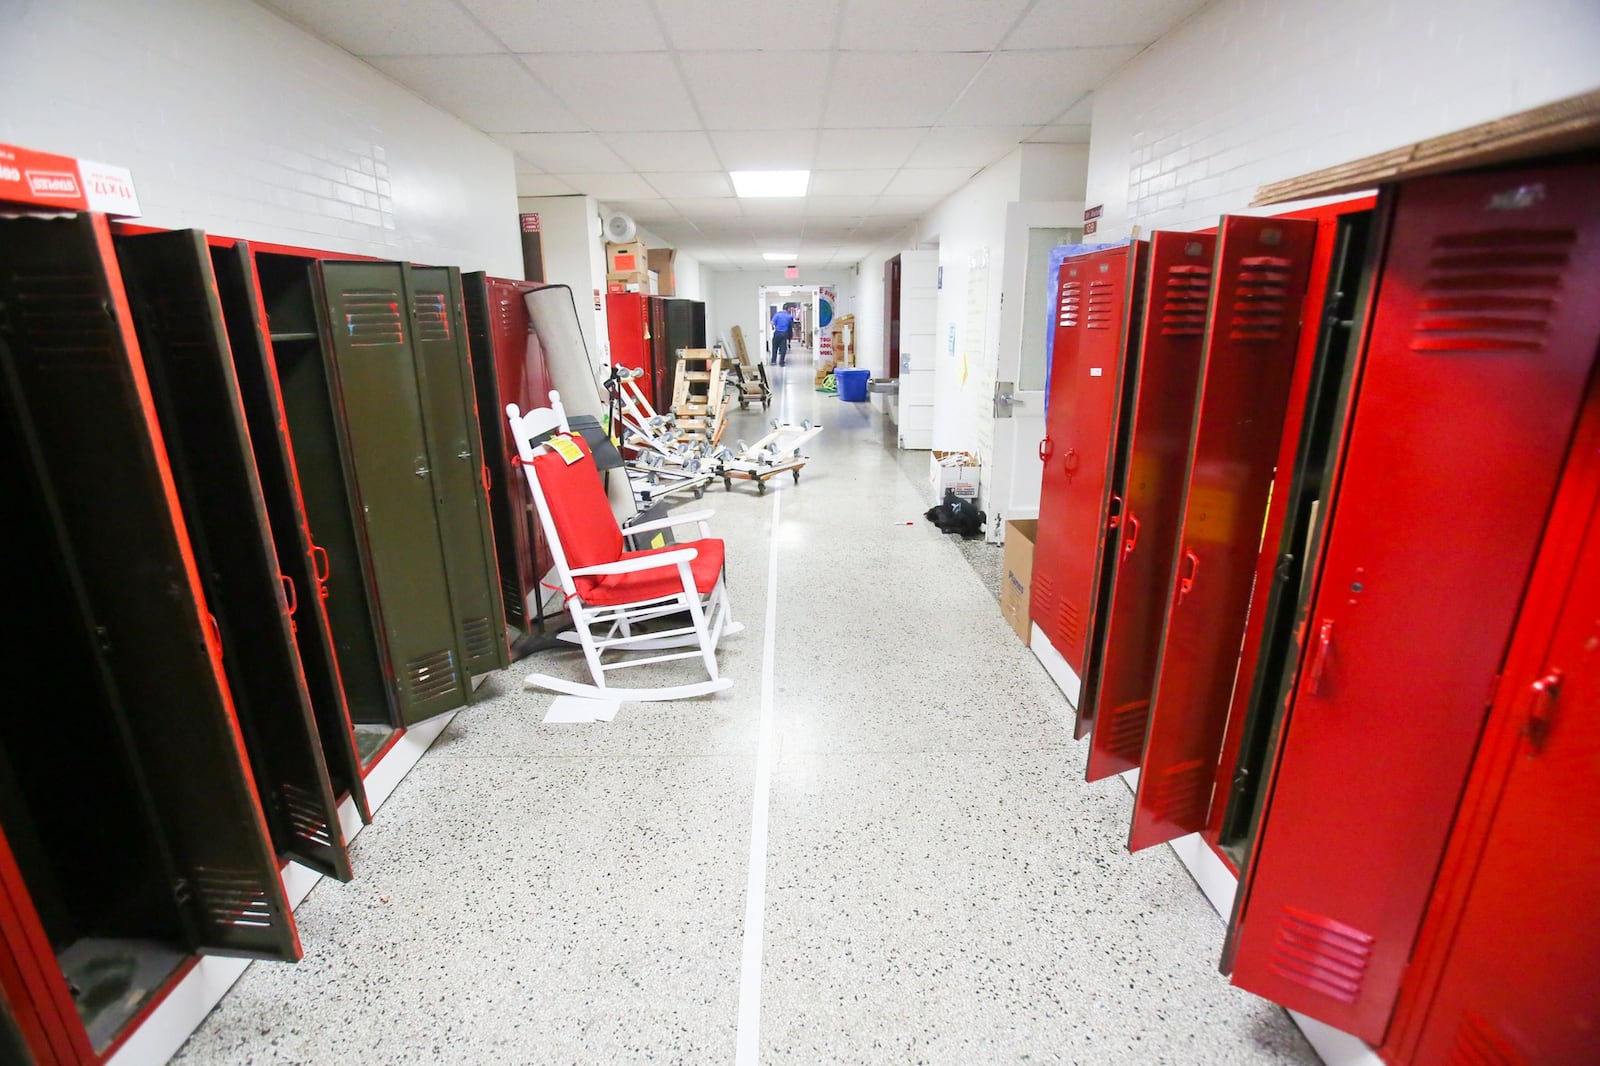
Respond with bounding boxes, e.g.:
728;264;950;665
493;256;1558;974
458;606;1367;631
1086;0;1600;238
0;0;521;276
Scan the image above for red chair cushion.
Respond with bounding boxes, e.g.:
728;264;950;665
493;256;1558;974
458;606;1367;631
574;538;726;606
530;434;623;570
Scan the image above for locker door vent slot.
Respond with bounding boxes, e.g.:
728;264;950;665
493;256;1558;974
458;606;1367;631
405;648;459;703
1413;228;1576;353
462;615;496;661
1058;280;1082;328
13;275;116;370
1448;1010;1519;1066
1103;700;1151;760
1266;906;1374;1005
502;578;526;623
193;867;280;930
1032;572;1057;621
412;292;452;342
1146;758;1209;825
1228;256;1293;340
339;289;404;347
1057;599;1084;649
496;295;526;335
1161;265;1213;336
1085;280;1116;330
280;781;335;849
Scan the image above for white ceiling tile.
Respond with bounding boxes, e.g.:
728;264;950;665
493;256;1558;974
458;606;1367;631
642;171;734;197
464;0;665;51
1002;0;1209;48
1057;94;1094;125
709;130;816;170
526;53;700;131
549;173;660;199
838;0;1031;50
809;170;897;196
814;128;927;170
1027;125;1092;144
907;126;1036;167
806;194;881;215
681;52;832;130
654;0;843;50
740;198;807;219
366;55;583;132
515;174;579;196
259;0;501;55
601;199;680;222
882;168;979;197
941;48;1140;126
495;132;630;172
823;53;986;128
669;197;745;218
873;192;943;211
601;130;723;171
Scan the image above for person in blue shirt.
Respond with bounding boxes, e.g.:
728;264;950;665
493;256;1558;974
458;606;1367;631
770;308;794;366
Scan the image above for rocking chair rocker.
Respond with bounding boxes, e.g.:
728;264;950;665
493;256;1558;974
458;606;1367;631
506;391;741;701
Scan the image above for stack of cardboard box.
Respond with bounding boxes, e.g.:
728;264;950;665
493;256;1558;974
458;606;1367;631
605;241;655;294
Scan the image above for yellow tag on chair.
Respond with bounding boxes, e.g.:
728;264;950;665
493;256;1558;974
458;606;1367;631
548;435;584;465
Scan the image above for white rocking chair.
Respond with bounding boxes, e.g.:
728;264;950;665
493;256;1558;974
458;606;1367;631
506;391;741;701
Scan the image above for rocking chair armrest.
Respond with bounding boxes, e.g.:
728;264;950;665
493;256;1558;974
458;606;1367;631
567;547;698;577
624;509;715;536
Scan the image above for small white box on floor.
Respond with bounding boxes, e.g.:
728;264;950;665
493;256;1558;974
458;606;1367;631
929;450;980;500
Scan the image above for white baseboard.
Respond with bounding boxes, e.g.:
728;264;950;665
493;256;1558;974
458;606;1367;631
107;711;457;1066
1029;624;1081;708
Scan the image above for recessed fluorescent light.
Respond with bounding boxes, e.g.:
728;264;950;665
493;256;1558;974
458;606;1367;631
762;252;796;261
730;170;810;198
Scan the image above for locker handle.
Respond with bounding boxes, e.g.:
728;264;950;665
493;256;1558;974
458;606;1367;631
1107;494;1122;529
205;613;222;655
1176;550;1199;604
312;545;331;588
1307;619;1335;696
1523;670;1563;752
481;463;492;494
1121;515;1140;558
1039;437;1053;461
280;574;297;616
1063;448;1080;480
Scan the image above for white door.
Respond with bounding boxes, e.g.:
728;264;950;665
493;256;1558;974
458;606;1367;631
987;202;1082;539
896;249;939;449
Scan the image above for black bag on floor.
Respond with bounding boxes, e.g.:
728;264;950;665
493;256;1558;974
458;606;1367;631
925;489;986;538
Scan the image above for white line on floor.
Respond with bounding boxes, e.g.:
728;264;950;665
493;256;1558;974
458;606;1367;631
734;489;782;1066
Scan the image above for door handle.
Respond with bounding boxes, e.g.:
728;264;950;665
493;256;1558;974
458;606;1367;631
1107;493;1122;529
481;463;493;494
312;545;331;595
1176;549;1199;604
1524;669;1563;752
280;574;297;616
1039;437;1054;461
1307;618;1335;696
1121;514;1140;558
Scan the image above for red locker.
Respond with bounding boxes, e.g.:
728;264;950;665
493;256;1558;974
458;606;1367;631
1128;215;1318;851
606;292;655;408
1227;160;1600;1042
1031;244;1147;726
1085;231;1216;781
1387;371;1600;1066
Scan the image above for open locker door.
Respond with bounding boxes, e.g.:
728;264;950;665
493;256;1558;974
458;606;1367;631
1085;231;1215;781
1128;215;1318;852
1226;161;1600;1043
317;261;467;724
1031;245;1144;722
405;265;510;679
210;242;371;826
0;828;91;1066
114;228;355;884
0;215;297;960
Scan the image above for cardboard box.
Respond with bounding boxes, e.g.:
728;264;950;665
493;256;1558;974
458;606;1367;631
647;248;676;296
606;240;647;275
1000;519;1038;645
606;270;652;295
930;450;980;501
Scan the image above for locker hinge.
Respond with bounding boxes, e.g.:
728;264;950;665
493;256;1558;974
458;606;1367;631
172;878;192;905
1273;553;1296;582
94;626;112;654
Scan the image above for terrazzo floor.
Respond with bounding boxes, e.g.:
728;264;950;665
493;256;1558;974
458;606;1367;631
172;346;1316;1065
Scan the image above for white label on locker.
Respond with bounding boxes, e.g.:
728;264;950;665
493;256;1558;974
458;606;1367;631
1090;367;1103;376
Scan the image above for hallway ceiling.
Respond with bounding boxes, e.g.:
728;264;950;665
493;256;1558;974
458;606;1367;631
255;0;1208;269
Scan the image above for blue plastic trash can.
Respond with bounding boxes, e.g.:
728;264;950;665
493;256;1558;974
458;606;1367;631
835;367;870;402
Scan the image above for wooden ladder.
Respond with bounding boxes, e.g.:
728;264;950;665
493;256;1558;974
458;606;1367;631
671;348;725;440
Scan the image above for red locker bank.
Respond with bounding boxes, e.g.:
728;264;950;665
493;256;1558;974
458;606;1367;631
1223;159;1600;1045
1031;243;1148;729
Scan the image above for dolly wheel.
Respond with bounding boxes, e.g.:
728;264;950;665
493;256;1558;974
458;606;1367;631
757;480;767;496
724;477;733;492
792;469;800;483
